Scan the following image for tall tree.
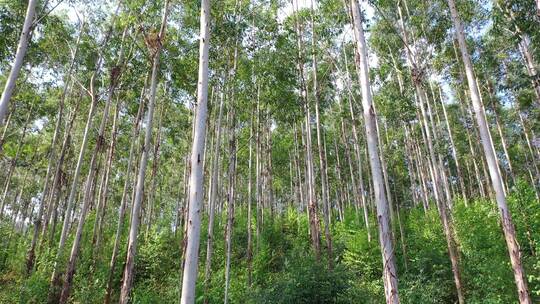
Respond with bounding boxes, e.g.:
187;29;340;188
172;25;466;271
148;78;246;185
350;0;399;302
119;1;171;302
447;0;531;302
180;0;211;301
0;0;38;123
25;18;85;275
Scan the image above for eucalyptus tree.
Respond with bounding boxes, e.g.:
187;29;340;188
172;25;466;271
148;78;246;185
391;1;464;300
180;0;211;301
0;105;34;217
350;0;399;302
58;16;134;302
25;17;86;275
447;0;532;302
104;71;148;304
120;1;171;302
47;4;123;300
291;0;322;259
203;85;224;301
308;0;333;267
0;0;37;123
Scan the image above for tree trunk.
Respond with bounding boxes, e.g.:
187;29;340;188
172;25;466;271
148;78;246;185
0;109;14;153
26;18;85;273
179;0;210;301
0;105;33;217
350;0;399;302
48;76;99;303
255;91;262;249
396;4;464;300
92;96;121;259
119;2;170;302
40;94;82;248
203;86;224;303
103;78;147;304
309;0;333;268
59;14;128;302
447;0;531;302
224;104;236;304
0;0;38;123
341;50;371;240
438;86;468;204
292;0;321;259
145;101;166;238
487;86;514;184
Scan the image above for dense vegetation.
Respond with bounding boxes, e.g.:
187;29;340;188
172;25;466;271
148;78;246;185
1;184;539;303
0;0;539;303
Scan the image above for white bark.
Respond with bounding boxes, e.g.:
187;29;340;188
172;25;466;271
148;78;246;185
203;87;224;298
447;0;531;302
104;78;147;304
49;84;98;293
350;0;399;302
119;2;170;302
309;0;333;267
0;0;38;123
180;0;210;301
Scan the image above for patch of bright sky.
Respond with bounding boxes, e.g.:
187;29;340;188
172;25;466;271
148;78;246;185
54;1;85;25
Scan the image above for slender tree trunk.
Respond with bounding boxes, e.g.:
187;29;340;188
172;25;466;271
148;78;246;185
448;0;531;302
119;3;170;302
255;91;262;248
309;0;333;268
350;1;399;302
396;4;464;300
246;102;253;288
180;0;210;301
0;0;38;123
26;19;85;274
517;109;540;183
438;87;468;204
145;101;166;238
341;51;371;240
48;78;99;303
487;87;514;184
59;16;128;302
475;77;508;196
40;95;82;247
174;155;189;236
103;82;147;304
49;5;122;298
340;118;362;226
375;117;395;230
224;104;236;304
203;87;224;303
0;110;14;153
292;0;321;258
92;97;121;259
59;54;124;304
0;106;33;217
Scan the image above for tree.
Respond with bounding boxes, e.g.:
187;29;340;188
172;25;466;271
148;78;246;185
350;0;399;302
0;0;37;123
119;1;171;302
180;0;211;302
447;0;532;302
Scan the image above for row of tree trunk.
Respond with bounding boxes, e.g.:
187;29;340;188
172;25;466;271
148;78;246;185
0;0;537;304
